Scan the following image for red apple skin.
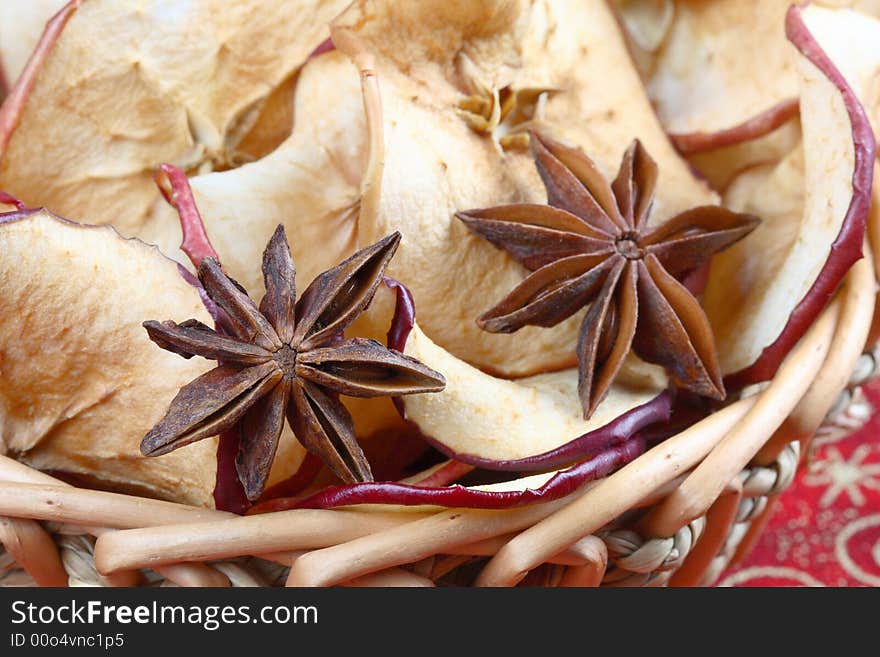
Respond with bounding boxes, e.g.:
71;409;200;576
0;1;79;159
0;205;89;228
406;459;475;487
250;402;708;513
384;276;416;354
670;99;800;155
149;169;247;513
308;37;335;58
245;281;685;512
724;5;875;390
154;164;219;266
384;276;675;471
251;435;648;512
0;190;25;211
214;429;250;515
416;391;673;471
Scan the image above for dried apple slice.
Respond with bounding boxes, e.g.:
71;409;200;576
0;208;221;505
648;0;800;153
398;325;670;469
139;49;366;296
373;276;671;470
252;279;691;513
0;0;349;236
703;5;878;385
331;0;716;379
0;0;67;97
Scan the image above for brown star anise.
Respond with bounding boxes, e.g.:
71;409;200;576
457;131;759;419
140;226;446;501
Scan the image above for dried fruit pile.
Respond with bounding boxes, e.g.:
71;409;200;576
1;0;879;585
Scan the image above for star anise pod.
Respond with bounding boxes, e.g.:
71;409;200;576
140;226;446;501
457;131;759;419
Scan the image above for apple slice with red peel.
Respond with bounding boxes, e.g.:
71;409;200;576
0;0;68;97
704;5;878;386
331;0;716;380
0;190;25;212
254;385;695;513
397;325;671;470
686;117;802;193
377;275;672;471
647;0;800;153
0;1;79;158
267;405;717;512
0;0;350;236
671;100;800;155
0;208;223;506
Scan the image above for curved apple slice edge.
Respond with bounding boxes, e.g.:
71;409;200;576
0;206;223;506
381;278;673;471
717;6;876;389
671;98;800;155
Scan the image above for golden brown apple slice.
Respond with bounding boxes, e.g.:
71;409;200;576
330;0;716;379
703;5;879;386
0;208;220;505
0;0;349;235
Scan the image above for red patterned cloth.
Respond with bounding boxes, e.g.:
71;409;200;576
718;379;880;587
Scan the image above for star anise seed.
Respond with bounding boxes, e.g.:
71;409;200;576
457;131;759;419
141;225;447;501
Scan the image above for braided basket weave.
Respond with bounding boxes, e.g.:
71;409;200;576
0;249;876;587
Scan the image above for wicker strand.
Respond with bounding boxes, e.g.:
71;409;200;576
641;302;839;539
700;442;801;585
575;442;801;588
0;517;67;586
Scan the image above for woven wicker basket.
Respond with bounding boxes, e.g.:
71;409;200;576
0;247;876;588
